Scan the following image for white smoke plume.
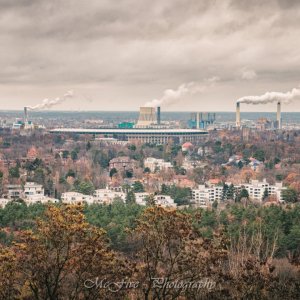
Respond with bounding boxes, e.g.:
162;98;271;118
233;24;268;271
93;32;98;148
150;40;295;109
144;77;220;107
237;87;300;105
28;90;74;110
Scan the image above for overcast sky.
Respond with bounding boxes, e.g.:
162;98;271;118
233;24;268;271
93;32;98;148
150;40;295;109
0;0;300;112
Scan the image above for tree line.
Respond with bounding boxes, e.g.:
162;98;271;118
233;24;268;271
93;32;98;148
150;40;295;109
0;202;300;299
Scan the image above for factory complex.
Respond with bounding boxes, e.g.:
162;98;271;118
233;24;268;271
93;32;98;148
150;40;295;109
4;96;294;144
236;101;282;129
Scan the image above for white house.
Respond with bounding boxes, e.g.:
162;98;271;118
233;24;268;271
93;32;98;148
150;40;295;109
154;195;177;208
25;195;59;205
7;185;23;200
135;192;150;205
61;192;94;205
23;182;59;205
134;193;177;207
24;182;44;197
144;157;173;173
93;188;126;204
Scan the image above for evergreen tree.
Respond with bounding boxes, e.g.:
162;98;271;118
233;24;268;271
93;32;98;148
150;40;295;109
263;188;269;200
126;190;136;204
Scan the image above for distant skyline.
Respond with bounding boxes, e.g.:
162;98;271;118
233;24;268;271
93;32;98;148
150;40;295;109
1;0;300;112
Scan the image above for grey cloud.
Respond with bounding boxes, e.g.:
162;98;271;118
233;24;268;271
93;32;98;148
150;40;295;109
0;0;299;111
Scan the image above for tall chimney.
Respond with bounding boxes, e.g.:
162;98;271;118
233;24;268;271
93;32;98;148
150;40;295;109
157;106;161;125
276;101;281;129
196;112;200;129
24;107;28;123
236;102;241;128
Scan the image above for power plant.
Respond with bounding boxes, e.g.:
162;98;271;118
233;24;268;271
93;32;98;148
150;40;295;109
236;101;281;130
188;112;216;129
136;106;161;128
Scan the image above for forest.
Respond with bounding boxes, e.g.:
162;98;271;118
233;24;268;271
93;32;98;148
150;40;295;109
0;202;300;299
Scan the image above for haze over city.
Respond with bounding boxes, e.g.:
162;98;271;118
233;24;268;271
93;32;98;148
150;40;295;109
1;0;300;111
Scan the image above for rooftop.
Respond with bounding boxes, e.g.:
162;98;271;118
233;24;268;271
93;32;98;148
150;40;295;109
50;128;208;134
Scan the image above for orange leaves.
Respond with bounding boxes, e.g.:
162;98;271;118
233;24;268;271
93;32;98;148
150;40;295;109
0;204;132;299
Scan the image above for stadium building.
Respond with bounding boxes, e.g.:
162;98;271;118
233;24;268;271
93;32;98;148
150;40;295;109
49;128;208;144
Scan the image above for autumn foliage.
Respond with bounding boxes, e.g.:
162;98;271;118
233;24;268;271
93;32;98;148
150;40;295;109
0;204;300;299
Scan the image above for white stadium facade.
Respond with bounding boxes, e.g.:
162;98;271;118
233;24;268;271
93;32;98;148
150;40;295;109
49;128;208;144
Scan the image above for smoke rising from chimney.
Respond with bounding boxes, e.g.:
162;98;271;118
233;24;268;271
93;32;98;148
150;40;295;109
28;90;74;110
237;87;300;105
144;77;220;107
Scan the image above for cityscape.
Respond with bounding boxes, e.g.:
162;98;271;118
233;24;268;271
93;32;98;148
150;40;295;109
1;0;300;299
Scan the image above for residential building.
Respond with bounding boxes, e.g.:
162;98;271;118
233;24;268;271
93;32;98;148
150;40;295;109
24;182;44;197
240;179;286;202
7;185;23;200
25;195;59;205
109;156;139;172
144;157;173;173
191;179;287;205
154;195;177;208
93;188;126;204
24;182;58;204
197;146;213;156
135;192;150;205
134;193;176;208
61;192;94;205
27;146;39;160
182;142;194;152
248;157;263;171
192;184;223;206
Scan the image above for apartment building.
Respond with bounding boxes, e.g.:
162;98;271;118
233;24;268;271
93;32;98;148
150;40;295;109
240;179;286;202
192;184;223;206
192;179;287;205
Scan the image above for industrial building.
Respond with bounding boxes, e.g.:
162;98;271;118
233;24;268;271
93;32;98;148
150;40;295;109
236;101;282;129
188;112;216;129
49;128;208;144
12;107;44;131
117;106;164;128
136;106;158;127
